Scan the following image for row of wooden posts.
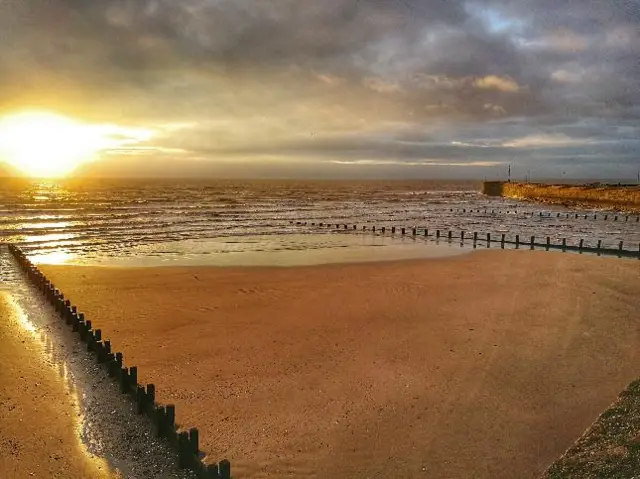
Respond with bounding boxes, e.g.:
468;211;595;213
8;245;231;479
450;208;640;222
291;222;640;258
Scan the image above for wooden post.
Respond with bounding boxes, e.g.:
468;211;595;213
178;432;190;469
546;237;550;251
129;366;138;391
92;329;102;354
166;404;175;431
136;386;146;414
147;384;156;410
120;367;129;393
206;464;220;478
189;428;199;455
102;340;111;364
219;460;231;479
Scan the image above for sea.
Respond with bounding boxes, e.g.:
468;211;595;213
0;178;638;266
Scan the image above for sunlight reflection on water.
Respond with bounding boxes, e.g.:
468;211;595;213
29;250;75;265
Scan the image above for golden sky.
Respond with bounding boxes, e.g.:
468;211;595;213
0;1;638;179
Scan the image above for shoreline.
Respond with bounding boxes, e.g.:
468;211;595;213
40;250;640;478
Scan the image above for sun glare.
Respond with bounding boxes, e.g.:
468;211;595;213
0;111;108;177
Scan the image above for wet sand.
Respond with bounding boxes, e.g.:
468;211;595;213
41;250;640;478
0;292;112;479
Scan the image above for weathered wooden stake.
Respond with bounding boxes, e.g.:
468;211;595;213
219;460;231;479
189;428;199;455
178;431;190;468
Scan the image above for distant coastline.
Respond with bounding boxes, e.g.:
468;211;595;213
483;181;640;213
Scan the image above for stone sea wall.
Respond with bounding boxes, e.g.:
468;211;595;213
483;182;640;211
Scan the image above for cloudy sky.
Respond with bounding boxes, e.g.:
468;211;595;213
1;0;639;179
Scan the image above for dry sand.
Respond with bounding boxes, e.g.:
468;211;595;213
0;292;112;479
41;250;640;478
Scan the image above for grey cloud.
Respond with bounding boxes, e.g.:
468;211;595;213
1;0;639;177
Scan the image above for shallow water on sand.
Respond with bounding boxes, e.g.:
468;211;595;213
0;178;638;265
32;233;468;267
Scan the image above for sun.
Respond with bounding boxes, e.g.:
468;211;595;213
0;111;106;177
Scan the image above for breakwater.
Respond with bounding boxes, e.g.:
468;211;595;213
482;182;640;211
7;245;231;479
291;221;640;259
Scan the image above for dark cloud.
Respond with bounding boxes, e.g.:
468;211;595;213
0;0;638;178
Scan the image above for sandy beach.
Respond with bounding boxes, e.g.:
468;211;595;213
0;292;112;479
41;250;640;478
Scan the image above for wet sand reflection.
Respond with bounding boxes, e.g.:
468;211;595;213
0;292;113;478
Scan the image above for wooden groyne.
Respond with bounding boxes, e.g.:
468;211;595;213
291;222;640;259
7;245;231;479
448;207;640;223
482;182;640;212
